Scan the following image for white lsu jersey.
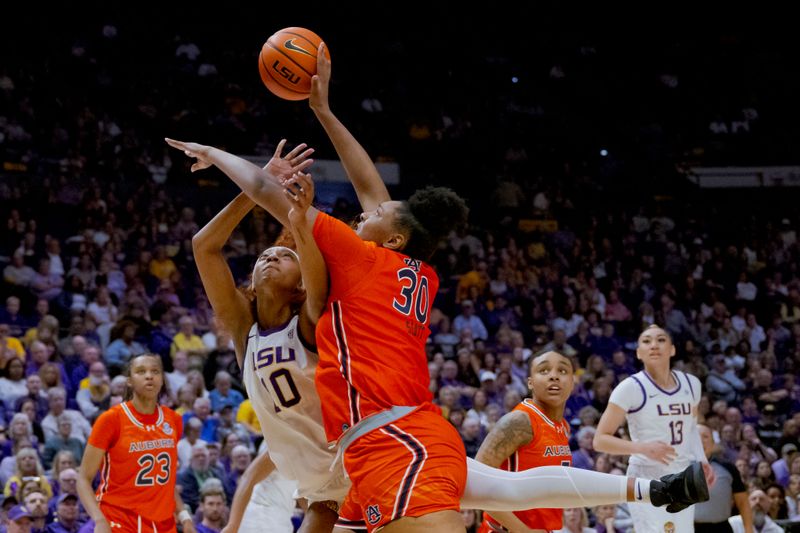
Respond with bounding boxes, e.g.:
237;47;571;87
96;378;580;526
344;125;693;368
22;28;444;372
609;369;702;471
243;316;347;502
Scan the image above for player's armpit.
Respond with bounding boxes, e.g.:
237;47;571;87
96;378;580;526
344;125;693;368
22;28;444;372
475;410;532;468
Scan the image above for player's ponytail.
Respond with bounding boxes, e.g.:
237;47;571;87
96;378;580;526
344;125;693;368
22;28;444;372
395;186;469;260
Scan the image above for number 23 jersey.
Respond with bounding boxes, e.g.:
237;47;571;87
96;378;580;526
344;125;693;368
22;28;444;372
609;369;701;470
89;402;182;522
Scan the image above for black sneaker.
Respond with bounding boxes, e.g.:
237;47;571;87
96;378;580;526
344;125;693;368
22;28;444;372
649;462;710;513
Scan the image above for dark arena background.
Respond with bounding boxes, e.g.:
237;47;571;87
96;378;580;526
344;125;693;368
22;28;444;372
2;3;800;531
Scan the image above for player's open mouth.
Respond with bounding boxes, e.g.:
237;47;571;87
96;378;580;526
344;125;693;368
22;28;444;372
547;386;561;392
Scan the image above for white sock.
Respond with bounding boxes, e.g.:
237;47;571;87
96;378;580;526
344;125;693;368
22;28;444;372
634;478;652;503
462;458;634;511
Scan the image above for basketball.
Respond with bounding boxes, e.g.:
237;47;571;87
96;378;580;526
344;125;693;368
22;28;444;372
258;27;330;101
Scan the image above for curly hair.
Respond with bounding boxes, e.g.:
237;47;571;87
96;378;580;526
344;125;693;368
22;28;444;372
395;186;469;260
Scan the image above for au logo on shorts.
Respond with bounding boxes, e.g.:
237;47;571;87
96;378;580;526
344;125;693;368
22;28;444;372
366;504;381;525
664;521;675;533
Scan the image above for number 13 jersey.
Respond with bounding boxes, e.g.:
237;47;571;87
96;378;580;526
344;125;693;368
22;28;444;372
88;402;182;522
312;212;439;443
243;315;344;501
609;369;701;470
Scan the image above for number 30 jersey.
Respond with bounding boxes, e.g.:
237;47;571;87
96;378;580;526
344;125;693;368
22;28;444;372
243;315;344;500
88;402;182;522
312;212;439;443
609;369;702;471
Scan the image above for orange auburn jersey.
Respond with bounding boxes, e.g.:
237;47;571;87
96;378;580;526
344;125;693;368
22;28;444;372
88;402;182;522
312;212;438;441
483;399;572;531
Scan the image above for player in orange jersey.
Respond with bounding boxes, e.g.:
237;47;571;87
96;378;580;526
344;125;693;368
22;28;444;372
77;353;194;533
476;350;574;533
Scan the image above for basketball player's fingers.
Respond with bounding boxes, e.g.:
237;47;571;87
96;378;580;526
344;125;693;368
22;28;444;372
285;175;304;194
293;158;314;175
292;180;312;202
296;172;315;194
274;138;287;159
284;142;309;161
317;43;326;70
164;137;184;150
284;188;299;203
291;148;315;165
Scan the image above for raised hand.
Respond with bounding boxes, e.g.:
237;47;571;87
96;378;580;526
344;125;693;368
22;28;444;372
266;139;314;184
639;441;677;465
164;138;215;173
284;171;316;229
309;42;331;112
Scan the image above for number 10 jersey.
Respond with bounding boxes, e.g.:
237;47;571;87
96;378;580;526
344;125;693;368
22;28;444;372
243;315;346;502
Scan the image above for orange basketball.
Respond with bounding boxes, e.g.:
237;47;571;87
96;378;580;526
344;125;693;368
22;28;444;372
258;27;330;101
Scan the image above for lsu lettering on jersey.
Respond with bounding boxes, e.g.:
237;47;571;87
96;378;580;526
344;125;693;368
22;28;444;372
482;399;572;532
609;369;702;471
312;213;438;441
89;402;182;522
243;316;346;501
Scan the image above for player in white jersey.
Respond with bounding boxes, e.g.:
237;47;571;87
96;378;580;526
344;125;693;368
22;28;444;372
191;140;346;533
595;324;716;532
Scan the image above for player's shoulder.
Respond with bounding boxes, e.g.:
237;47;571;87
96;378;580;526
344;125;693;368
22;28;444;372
96;403;123;423
675;369;702;397
614;372;645;390
682;370;702;388
162;405;183;430
91;404;123;433
516;399;555;429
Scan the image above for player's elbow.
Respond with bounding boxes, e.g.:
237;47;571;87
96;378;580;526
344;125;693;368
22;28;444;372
191;232;208;252
592;433;606;451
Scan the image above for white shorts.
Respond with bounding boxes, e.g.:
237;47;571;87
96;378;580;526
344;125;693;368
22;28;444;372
239;469;297;533
627;462;695;533
300;464;351;507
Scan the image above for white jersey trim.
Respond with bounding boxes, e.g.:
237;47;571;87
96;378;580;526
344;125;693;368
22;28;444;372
120;402;164;430
520;399;556;428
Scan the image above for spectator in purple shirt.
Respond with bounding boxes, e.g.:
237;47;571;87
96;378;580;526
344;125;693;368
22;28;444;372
572;426;597;470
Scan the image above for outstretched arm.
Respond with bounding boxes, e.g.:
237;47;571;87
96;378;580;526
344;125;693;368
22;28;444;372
221;452;277;533
165;138;314;228
190;140;315;364
192;193;255;363
309;43;391;212
285;172;326;342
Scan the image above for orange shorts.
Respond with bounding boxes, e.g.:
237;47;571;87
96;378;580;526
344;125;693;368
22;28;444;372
477;517;509;532
336;491;367;531
99;502;176;533
343;406;467;531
